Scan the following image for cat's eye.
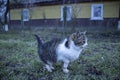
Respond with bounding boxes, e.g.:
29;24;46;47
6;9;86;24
83;41;85;43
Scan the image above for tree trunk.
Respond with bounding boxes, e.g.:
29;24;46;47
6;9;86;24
4;0;10;31
62;6;67;34
0;0;10;31
117;5;120;31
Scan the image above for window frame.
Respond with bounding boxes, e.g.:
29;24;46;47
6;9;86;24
22;8;30;21
61;6;72;21
91;4;103;20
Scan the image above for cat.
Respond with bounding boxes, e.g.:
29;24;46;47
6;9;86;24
34;31;88;73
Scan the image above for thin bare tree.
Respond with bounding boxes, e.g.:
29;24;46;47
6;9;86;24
20;0;35;30
71;4;82;32
118;4;120;30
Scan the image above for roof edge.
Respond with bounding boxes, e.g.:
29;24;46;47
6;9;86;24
10;0;120;9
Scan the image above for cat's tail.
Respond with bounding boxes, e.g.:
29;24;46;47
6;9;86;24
34;34;43;47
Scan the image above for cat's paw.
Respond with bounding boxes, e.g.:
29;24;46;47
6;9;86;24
63;69;69;73
45;64;52;72
47;69;52;72
51;66;55;70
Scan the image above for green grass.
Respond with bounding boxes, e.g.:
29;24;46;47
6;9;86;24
0;29;120;80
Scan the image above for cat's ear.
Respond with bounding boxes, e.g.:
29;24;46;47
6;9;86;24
83;31;87;34
71;33;76;40
76;31;80;34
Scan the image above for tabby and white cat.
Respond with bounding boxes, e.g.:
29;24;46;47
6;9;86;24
34;31;88;73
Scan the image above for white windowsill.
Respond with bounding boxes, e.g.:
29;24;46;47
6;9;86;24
90;17;104;20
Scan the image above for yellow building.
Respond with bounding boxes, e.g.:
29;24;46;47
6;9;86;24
10;0;120;31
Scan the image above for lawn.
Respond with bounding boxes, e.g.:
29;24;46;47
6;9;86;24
0;29;120;80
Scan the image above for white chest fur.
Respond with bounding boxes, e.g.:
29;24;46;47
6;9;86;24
56;39;83;62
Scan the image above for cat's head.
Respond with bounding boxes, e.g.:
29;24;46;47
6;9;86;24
70;31;88;48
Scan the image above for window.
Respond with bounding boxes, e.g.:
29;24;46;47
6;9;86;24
61;6;72;21
22;9;30;21
91;4;103;20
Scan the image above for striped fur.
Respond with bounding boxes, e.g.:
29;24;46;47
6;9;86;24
34;31;88;73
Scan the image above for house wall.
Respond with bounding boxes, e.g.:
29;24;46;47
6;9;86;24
10;5;61;20
10;1;119;20
10;1;120;31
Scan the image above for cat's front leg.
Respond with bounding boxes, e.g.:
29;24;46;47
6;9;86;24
45;64;52;72
63;60;70;73
47;61;55;70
